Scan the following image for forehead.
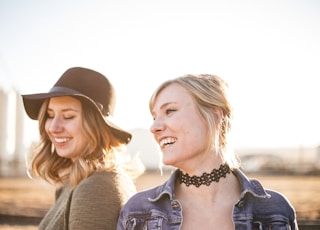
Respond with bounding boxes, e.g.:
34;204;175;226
154;83;193;107
48;96;82;108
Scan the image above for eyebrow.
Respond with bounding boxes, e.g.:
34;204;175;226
159;102;177;109
47;107;80;113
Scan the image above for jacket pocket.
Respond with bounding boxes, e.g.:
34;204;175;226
126;216;163;230
253;220;291;230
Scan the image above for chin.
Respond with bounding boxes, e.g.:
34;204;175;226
162;159;176;167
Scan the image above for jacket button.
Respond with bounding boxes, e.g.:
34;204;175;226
171;201;180;209
237;201;244;208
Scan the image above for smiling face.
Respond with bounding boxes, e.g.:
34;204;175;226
45;96;87;161
150;83;211;172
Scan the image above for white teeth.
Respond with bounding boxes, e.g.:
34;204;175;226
160;137;176;148
55;138;69;143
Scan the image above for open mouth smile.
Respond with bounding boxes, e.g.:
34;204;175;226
159;137;176;148
54;137;70;143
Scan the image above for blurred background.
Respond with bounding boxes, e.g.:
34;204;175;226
1;0;320;177
0;0;320;229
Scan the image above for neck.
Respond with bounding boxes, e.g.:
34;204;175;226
177;163;231;188
174;169;240;204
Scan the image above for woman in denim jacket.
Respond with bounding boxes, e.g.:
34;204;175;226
117;74;298;230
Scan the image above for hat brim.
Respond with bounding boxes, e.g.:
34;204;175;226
22;89;132;144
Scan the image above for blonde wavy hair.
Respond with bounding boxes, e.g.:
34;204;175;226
149;74;240;169
29;97;134;187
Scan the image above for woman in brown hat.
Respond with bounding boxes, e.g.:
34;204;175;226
22;67;143;229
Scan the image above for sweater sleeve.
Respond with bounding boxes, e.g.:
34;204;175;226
67;171;135;230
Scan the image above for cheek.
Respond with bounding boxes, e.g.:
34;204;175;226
72;122;86;139
187;115;208;138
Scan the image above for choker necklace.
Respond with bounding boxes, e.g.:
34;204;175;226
178;163;231;187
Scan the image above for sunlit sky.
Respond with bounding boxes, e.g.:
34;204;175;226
1;0;320;149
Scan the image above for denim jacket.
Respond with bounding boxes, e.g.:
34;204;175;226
117;169;298;230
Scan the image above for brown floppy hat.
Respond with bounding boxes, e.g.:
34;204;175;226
22;67;132;144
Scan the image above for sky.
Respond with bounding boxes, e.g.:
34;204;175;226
1;0;320;149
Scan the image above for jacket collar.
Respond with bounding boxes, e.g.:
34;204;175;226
233;169;271;199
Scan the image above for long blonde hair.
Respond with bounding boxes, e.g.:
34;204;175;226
30;97;129;187
149;74;239;169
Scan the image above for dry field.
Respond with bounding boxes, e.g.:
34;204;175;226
0;171;319;230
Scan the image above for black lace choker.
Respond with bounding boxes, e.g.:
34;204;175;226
178;163;231;187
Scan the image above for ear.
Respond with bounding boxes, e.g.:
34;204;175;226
213;108;223;125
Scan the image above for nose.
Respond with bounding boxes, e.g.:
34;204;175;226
47;116;63;133
150;117;165;134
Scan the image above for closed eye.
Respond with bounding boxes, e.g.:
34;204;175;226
46;112;54;119
64;116;75;120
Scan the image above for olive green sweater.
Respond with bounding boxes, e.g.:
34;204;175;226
38;170;136;230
